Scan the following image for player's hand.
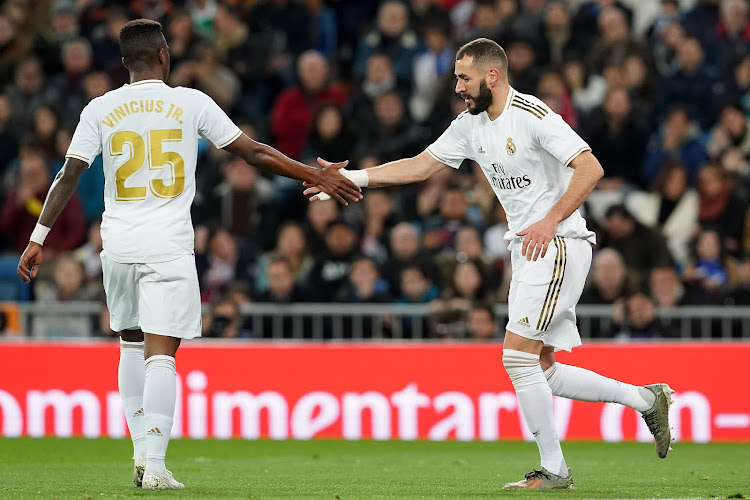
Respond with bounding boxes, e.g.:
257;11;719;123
516;216;559;261
17;242;43;283
305;157;362;205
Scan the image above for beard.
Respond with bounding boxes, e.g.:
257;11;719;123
462;79;493;115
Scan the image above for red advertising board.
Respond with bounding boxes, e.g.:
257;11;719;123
0;342;747;442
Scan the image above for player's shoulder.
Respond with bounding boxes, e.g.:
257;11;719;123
507;89;552;122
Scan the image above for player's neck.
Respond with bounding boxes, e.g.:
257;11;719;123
129;71;165;84
486;84;510;121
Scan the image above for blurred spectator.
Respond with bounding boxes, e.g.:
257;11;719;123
255;254;311;303
587;7;647;75
90;6;129;80
381;222;439;297
202;296;252;338
506;37;541;95
170;43;240;111
697;164;747;256
437;225;496;290
271;50;347;160
706;103;750;159
186;0;218;38
213;4;269;118
422;187;472;253
73;219;103;282
626;162;699;267
0;147;85;255
611;291;675;339
466;302;500;340
431;258;493;337
350;53;398;126
302;0;338;58
722;257;750;306
301;104;355;164
623;54;658;115
650;266;705;309
308;217;361;301
540;3;580;69
655;37;719;130
63;70;112;129
537;70;578;128
580;248;632;305
601;204;672;286
360;190;397;264
131;0;175;25
31;105;61;160
395;263;440;338
354;0;421;92
254;221;314;294
164;9;206;70
684;229;735;301
458;1;507;46
354;90;426;163
712;0;750;75
584;87;648;188
561;58;607;117
0;94;18;173
247;0;312;60
651;19;685;77
49;38;93;102
6;57;53;131
641;106;708;186
410;20;453;123
304;198;339;254
32;4;77;77
195;227;254;301
335;255;392;303
408;0;450;30
35;253;102;302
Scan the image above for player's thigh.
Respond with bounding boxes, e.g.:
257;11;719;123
101;252;140;331
138;255;202;339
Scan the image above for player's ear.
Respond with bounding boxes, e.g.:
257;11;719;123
486;67;499;87
158;47;166;65
121;57;128;71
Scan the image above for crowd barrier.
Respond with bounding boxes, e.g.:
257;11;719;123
0;341;747;442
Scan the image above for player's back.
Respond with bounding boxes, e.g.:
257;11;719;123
67;79;240;263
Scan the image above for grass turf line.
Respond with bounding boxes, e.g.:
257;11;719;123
0;438;748;499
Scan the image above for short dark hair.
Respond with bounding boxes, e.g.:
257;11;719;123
456;38;508;74
119;19;166;72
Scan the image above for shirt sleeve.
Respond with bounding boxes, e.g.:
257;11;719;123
66;101;102;166
196;93;242;149
426;112;473;169
533;110;590;167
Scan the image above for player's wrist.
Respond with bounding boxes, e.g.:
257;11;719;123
340;168;369;187
29;223;51;246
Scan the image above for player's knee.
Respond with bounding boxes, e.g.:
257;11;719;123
502;348;541;387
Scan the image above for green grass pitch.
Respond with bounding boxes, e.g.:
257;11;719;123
0;439;748;499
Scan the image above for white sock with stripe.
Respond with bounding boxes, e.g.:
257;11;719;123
119;339;145;460
503;349;568;477
544;363;655;412
144;355;176;475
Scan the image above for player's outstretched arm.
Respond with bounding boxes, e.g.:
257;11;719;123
17;157;88;283
223;134;362;205
303;151;447;201
516;151;604;261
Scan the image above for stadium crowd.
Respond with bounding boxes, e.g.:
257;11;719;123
1;0;749;340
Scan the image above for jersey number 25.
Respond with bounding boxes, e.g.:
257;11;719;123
110;129;185;201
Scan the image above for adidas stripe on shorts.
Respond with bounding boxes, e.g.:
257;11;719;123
505;236;592;352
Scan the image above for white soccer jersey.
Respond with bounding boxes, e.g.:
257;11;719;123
67;79;241;263
427;87;596;243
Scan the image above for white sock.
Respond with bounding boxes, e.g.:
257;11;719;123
503;349;568;477
544;363;656;412
144;354;176;475
119;339;145;460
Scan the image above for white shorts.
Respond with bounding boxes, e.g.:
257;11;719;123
101;252;202;339
506;236;592;352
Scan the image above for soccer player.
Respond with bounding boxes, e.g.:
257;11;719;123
16;19;361;490
307;38;674;489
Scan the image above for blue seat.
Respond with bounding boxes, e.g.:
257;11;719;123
0;256;30;301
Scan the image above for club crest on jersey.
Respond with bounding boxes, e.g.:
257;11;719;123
491;162;506;176
478;145;485;154
506;137;516;156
